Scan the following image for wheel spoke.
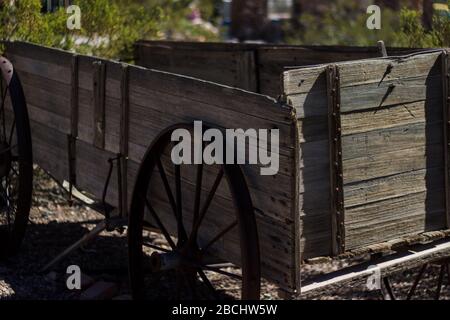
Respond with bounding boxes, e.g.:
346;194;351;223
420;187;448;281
202;265;242;281
202;220;237;253
143;197;176;250
435;263;446;300
8;119;15;146
407;263;427;300
156;158;178;222
174;164;187;242
142;241;171;253
193;168;224;234
190;163;203;241
197;269;218;298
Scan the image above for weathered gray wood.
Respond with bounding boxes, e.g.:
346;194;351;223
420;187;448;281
341;99;443;135
343;143;444;184
344;167;445;208
93;61;106;149
342;121;443;160
340;74;442;113
30;119;69;183
134;42;258;92
345;191;446;250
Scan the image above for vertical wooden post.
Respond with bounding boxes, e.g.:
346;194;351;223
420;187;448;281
68;54;79;190
443;51;450;228
327;64;345;255
93;60;106;149
119;64;129;218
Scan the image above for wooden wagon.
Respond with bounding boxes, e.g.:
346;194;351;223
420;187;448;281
1;40;450;299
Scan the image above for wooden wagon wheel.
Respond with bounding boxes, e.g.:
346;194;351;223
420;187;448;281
0;56;33;258
128;123;260;300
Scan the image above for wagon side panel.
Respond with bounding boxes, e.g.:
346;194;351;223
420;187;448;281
4;42;72;184
338;52;448;251
282;65;333;259
126;66;298;292
134;41;257;92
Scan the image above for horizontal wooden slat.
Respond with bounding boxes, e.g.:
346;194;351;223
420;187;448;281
344;167;445;208
342;121;443;160
343;143;444;184
341;99;443;135
345;190;446;250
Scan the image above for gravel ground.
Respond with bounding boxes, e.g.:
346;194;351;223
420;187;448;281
0;167;449;300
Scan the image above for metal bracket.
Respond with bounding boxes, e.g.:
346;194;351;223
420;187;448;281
93;60;106;149
327;64;345;255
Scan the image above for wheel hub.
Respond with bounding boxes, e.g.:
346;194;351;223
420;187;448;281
0;142;12;178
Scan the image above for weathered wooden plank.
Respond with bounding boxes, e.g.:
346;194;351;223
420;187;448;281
261;46;419;97
344;167;445;208
340;74;442;113
345;190;446;249
343;143;444;184
93;61;106;149
338;51;442;87
27;103;70;134
342;121;443;160
341;99;443;135
128;66;292;125
20;82;70;118
76;139;119;207
7;53;71;85
134;43;257;91
127;91;294;156
30;120;69;183
4;41;73;66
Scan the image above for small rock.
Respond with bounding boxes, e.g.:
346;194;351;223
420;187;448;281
80;281;118;300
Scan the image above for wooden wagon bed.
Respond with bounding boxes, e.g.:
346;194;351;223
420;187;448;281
2;40;450;296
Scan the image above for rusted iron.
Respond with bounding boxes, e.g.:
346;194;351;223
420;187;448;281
327;65;345;255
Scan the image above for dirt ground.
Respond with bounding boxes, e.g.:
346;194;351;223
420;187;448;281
0;167;449;300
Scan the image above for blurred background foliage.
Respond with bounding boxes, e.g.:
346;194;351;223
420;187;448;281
285;0;449;47
0;0;448;61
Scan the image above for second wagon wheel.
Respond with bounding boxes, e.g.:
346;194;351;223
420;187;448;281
0;56;33;258
128;124;261;300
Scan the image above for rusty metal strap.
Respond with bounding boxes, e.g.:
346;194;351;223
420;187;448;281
327;64;345;255
93;60;106;149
